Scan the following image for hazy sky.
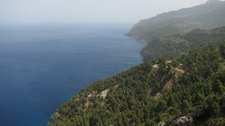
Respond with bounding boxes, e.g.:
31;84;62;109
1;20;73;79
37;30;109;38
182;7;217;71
0;0;212;24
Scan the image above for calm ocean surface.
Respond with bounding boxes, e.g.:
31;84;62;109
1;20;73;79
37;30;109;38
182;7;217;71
0;24;143;126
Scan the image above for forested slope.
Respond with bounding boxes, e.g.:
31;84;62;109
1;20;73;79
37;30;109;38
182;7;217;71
128;0;225;61
49;41;225;126
141;26;225;61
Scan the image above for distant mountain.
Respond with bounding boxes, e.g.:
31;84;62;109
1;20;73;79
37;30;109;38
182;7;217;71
128;0;225;60
49;37;225;126
141;26;225;61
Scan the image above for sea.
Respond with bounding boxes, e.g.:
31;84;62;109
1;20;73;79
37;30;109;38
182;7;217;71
0;24;143;126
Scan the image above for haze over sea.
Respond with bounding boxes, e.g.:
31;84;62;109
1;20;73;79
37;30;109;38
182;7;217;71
0;24;143;126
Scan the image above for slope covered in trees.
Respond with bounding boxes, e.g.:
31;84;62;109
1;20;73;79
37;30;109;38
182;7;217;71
141;26;225;61
49;40;225;125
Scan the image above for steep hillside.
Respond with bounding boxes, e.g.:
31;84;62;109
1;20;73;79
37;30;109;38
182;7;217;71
128;0;225;43
141;26;225;61
128;0;225;61
49;41;225;126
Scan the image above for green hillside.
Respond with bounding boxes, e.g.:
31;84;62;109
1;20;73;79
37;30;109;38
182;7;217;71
128;0;225;43
49;40;225;126
141;27;225;61
128;0;225;61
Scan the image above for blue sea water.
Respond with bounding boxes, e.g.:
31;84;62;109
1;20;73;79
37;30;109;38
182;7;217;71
0;24;143;126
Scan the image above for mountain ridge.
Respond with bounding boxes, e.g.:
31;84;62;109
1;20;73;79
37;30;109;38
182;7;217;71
128;0;225;61
128;0;225;41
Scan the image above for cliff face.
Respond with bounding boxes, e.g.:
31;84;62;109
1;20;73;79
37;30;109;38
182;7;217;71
128;0;225;61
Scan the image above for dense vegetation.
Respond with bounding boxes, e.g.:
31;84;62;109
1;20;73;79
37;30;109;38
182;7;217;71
141;27;225;61
49;40;225;125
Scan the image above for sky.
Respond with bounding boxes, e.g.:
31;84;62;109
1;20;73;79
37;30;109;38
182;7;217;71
0;0;212;25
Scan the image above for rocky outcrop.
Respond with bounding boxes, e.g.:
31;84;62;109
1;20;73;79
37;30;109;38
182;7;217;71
158;121;165;126
173;116;193;126
154;63;185;99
